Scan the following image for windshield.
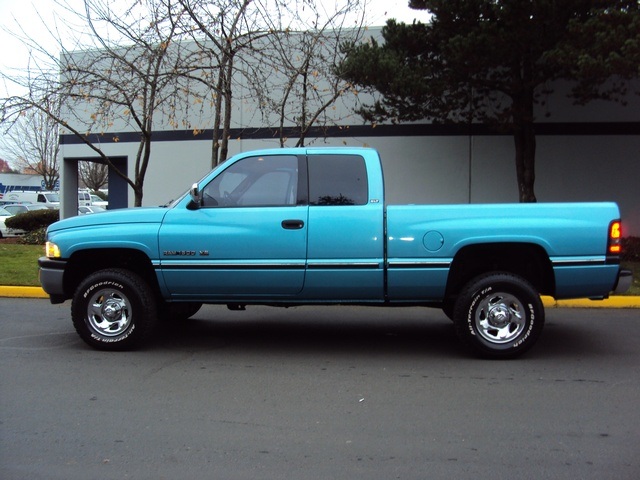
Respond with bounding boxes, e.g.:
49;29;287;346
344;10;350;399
44;193;60;202
0;207;10;216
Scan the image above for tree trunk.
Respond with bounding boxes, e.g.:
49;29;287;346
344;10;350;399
132;130;152;207
513;121;537;203
512;81;537;203
220;57;234;163
211;69;224;168
133;184;144;207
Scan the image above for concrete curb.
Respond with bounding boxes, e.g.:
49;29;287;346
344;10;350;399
1;286;638;308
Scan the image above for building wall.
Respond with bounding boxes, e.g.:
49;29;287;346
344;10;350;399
0;173;44;197
58;30;640;235
60;128;640;236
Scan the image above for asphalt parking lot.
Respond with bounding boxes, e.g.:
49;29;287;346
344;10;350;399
1;299;639;479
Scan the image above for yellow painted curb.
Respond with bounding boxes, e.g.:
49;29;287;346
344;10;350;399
541;296;640;309
0;286;49;298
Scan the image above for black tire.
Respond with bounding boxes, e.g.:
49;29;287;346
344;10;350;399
453;272;544;359
71;268;158;351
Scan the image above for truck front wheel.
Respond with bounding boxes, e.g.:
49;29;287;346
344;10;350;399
71;268;158;350
453;273;544;359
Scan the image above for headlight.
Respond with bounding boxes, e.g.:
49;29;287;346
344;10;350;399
46;241;61;258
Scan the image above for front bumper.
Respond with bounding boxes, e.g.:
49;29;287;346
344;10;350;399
38;257;67;303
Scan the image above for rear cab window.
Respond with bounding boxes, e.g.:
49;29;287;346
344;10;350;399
307;154;368;206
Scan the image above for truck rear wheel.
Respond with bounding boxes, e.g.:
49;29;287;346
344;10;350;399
453;272;544;359
71;268;158;351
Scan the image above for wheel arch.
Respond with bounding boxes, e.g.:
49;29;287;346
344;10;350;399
63;248;160;300
445;242;555;300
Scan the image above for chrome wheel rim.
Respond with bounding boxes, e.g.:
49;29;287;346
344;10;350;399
475;292;526;344
86;288;133;337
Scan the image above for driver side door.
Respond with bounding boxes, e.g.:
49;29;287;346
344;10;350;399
158;154;308;300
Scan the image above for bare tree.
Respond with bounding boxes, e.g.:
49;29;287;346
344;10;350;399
1;0;192;206
60;0;193;206
248;0;368;147
78;161;108;192
176;0;262;167
0;99;60;189
176;0;369;162
1;0;373;206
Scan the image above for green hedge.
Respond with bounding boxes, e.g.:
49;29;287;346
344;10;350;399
5;209;59;244
5;209;60;232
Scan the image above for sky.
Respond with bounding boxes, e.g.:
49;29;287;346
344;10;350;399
0;0;432;163
0;0;431;83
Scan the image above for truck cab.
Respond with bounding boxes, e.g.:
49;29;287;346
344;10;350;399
159;149;384;301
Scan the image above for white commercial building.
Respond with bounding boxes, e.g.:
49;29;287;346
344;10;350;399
58;31;640;236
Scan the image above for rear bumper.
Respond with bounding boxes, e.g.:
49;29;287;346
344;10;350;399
614;269;633;295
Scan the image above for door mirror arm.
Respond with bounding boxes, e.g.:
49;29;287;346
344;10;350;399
188;183;202;209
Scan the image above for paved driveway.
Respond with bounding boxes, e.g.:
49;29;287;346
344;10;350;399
1;299;639;479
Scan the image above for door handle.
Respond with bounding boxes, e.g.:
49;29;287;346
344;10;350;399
281;219;305;230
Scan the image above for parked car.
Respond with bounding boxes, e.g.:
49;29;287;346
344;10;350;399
78;205;107;215
4;203;51;216
90;194;108;207
0;207;25;238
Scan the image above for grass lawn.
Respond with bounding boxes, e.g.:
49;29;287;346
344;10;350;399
0;244;44;286
1;242;639;295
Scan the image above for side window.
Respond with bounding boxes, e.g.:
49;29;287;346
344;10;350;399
308;154;368;206
201;155;298;207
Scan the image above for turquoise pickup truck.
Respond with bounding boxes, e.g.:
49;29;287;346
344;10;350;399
39;147;631;357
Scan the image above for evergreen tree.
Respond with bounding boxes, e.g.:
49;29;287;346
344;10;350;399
339;0;639;202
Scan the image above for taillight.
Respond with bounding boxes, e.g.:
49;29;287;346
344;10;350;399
608;220;622;255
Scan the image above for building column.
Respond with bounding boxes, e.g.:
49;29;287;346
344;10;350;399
60;158;79;219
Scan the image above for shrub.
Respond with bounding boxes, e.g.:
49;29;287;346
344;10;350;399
21;227;48;245
5;209;59;232
622;237;640;262
92;190;108;201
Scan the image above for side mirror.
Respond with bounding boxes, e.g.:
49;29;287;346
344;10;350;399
189;183;202;208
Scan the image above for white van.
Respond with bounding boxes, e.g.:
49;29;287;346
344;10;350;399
4;191;60;208
78;191;92;207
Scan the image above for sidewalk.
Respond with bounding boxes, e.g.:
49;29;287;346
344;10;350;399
1;285;638;307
